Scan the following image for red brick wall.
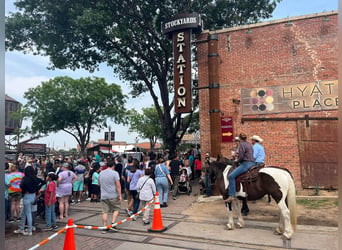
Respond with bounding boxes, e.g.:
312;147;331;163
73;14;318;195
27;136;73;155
197;12;338;189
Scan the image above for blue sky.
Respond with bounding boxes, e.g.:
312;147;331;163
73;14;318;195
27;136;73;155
5;0;338;149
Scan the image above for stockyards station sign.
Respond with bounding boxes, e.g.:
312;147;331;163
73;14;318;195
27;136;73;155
241;80;338;115
162;13;202;113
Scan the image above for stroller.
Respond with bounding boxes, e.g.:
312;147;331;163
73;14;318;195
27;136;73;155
178;168;192;195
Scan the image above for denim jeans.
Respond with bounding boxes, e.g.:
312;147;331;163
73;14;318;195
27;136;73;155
20;193;35;232
45;204;56;227
204;173;213;196
228;161;255;197
155;177;169;203
130;190;140;214
5;199;10;220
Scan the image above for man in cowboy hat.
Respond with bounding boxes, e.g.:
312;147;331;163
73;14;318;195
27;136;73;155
250;135;265;167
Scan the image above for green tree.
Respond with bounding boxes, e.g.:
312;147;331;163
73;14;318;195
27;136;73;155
128;106;162;151
6;0;280;154
23;76;126;155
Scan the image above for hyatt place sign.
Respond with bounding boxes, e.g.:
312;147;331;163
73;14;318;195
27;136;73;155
241;80;338;115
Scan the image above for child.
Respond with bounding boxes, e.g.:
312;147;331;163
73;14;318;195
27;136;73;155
91;166;100;202
179;169;187;183
44;172;58;231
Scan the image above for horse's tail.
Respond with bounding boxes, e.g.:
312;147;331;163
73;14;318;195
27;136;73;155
287;174;297;230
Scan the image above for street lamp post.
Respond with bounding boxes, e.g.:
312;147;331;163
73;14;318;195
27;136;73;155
135;137;139;152
108;126;111;156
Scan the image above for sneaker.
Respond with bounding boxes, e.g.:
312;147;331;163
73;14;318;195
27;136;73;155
173;196;177;200
143;221;150;226
14;229;24;234
70;200;75;204
109;226;118;232
101;228;109;234
52;225;59;229
43;227;53;231
15;217;21;221
77;199;81;203
23;231;32;236
163;203;168;207
32;226;36;231
8;219;15;223
125;208;131;216
86;198;91;201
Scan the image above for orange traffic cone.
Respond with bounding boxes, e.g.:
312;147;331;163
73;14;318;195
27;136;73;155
63;218;76;250
148;191;167;232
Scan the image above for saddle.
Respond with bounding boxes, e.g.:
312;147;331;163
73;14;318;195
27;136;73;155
228;164;265;192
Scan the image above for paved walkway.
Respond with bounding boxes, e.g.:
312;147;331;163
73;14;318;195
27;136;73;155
5;182;338;250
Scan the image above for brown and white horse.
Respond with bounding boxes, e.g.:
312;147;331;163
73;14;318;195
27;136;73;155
209;160;297;239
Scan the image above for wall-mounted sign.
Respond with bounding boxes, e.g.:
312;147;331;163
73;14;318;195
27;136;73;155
241;80;338;115
162;13;202;35
221;117;233;143
162;13;202;114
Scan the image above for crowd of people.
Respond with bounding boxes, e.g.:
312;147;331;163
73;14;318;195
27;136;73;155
4;148;204;235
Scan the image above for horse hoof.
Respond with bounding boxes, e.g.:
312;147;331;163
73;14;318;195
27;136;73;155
274;228;282;235
225;225;233;230
236;223;243;229
281;234;291;240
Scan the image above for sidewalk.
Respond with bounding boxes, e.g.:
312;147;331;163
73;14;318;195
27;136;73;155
6;181;339;250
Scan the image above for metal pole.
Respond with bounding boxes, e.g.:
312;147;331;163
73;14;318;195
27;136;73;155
108;126;111;156
135;137;138;152
0;0;6;244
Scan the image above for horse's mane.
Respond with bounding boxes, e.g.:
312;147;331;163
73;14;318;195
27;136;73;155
210;161;228;172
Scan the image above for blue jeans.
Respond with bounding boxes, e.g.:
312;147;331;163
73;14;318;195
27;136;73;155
130;190;140;214
155;177;169;203
20;193;35;232
204;173;213;196
228;161;255;197
45;204;56;227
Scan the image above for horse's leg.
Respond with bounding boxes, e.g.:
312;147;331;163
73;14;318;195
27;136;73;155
225;202;235;230
241;197;249;216
234;199;244;228
277;199;293;239
274;210;284;235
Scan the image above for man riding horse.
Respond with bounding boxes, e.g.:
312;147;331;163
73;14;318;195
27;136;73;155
223;132;254;203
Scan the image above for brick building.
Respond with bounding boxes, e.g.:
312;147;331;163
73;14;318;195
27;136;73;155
196;11;338;189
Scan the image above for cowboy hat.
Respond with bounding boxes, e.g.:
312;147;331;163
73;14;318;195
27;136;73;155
250;135;263;142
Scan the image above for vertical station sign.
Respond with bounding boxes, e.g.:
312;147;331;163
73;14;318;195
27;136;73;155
162;13;202;113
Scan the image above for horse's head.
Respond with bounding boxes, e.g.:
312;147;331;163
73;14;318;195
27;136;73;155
209;160;227;183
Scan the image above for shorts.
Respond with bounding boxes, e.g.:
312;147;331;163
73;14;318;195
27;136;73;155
9;192;22;202
73;180;84;192
101;198;120;214
92;184;100;195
